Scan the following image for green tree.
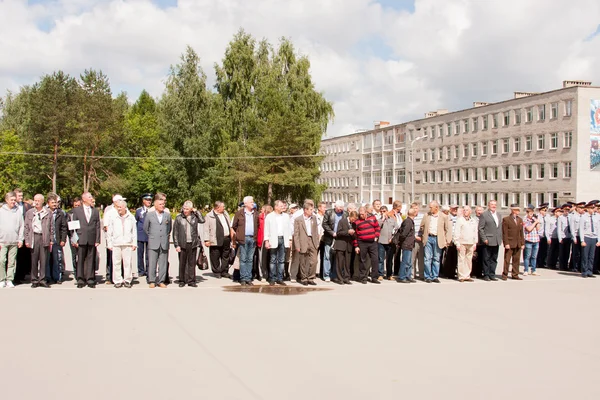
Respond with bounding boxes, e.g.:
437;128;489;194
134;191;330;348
0;130;28;195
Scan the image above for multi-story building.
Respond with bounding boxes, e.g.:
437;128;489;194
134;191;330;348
319;80;600;209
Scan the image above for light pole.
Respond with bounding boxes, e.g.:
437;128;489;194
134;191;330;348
410;135;425;203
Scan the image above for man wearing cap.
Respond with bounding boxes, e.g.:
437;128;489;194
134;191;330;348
557;204;572;271
536;203;549;269
579;202;600;278
523;204;542;276
502;204;525;280
545;208;561;269
135;193;152;280
568;202;586;273
103;194;125;284
478;200;502;281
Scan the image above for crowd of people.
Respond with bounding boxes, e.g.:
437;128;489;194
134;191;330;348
0;188;599;289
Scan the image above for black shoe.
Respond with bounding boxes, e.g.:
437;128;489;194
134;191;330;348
215;275;222;279
247;281;254;286
370;278;381;284
343;280;352;285
397;279;409;283
179;282;186;287
361;279;368;284
433;278;441;283
332;279;343;285
307;280;317;286
31;283;38;288
188;282;197;287
124;282;132;288
483;276;491;281
276;281;287;286
589;275;597;279
114;283;123;288
55;280;62;285
408;278;416;283
425;279;432;283
490;276;498;281
87;283;96;288
77;282;85;288
222;273;232;279
300;281;308;286
240;281;247;286
269;281;275;286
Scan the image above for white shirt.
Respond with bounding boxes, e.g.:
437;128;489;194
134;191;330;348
304;215;313;237
276;213;288;236
84;205;92;222
217;213;228;232
491;212;499;226
157;212;164;224
428;214;439;235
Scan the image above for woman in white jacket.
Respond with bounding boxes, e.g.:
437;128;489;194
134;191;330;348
106;200;137;288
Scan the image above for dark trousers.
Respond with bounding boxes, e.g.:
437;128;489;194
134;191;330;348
209;240;231;276
442;244;458;279
383;243;395;278
547;238;560;268
106;248;113;282
259;246;270;281
569;240;582;272
30;235;48;284
178;243;197;284
392;247;402;277
471;244;483;278
137;241;149;276
335;250;351;282
358;241;378;281
503;247;521;278
77;244;97;284
46;244;63;282
581;238;598;276
558;238;572;270
252;246;261;279
481;245;499;278
594;246;600;273
537;237;548;268
15;245;31;283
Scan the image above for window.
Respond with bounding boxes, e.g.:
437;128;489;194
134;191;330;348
538;104;546;121
482;141;488;156
537;134;545;150
551;102;558;119
538;193;545;206
384;152;393;165
471;143;478;157
564;131;572;148
362;173;371;185
503;112;510;126
373;171;382;185
492;114;498;128
473;117;478;131
447;123;452;136
503;166;510;180
564;162;572;178
373;153;382;165
465;168;470;181
462;144;468;158
514;137;521;152
437;148;443;161
438;125;443;138
423;171;428;183
550;163;558;179
422;150;428;162
514;165;521;180
363;154;371;167
502;193;509;208
454;145;459;159
395;170;405;184
464;119;469;133
396;131;406;143
363;135;372;148
455;122;460;135
551;193;558;207
525;135;533;151
430;171;435;183
515;109;521;124
385;132;393;145
564;100;572;117
456;169;461;182
550;133;558;149
525;164;533;180
538;164;545;179
482;167;488;181
514;193;521;207
445;146;451;160
396;149;406;163
374;132;383;147
526;193;533;207
429;126;434;139
491;140;498;155
473;168;479;181
492;167;499;181
384;170;393;184
526;107;533;122
483;115;488;130
502;139;509;154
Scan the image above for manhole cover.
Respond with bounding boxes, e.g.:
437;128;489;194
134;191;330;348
223;285;332;296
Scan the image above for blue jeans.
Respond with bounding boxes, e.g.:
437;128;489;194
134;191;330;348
378;243;385;277
269;237;285;282
581;237;598;277
322;243;332;279
523;241;539;273
239;236;256;282
424;236;442;280
46;244;63;282
398;249;413;280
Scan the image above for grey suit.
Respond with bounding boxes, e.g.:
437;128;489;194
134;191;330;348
143;210;172;284
478;210;502;279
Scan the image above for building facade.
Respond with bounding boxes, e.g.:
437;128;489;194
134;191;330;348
319;81;600;209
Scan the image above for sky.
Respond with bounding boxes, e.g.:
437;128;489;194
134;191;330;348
1;0;599;137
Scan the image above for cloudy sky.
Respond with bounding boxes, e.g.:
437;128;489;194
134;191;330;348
1;0;599;137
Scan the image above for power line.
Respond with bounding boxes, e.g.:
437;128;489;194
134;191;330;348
0;151;324;160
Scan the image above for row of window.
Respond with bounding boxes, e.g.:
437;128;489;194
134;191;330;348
422;162;572;184
320;159;360;173
422;192;560;209
421;131;572;162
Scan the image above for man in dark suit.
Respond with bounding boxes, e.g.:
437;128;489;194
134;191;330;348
332;211;357;285
135;193;152;280
14;188;32;284
71;192;101;288
143;193;172;288
293;202;320;286
501;204;525;280
478;200;502;281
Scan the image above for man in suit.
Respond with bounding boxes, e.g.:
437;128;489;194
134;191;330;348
502;204;525;280
203;201;234;280
144;193;172;288
71;192;101;288
332;211;357;285
45;193;68;284
293;201;320;286
135;193;152;280
14;188;32;284
419;201;452;283
232;196;260;286
478;200;502;281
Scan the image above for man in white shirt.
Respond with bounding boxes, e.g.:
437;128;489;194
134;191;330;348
103;194;125;284
454;205;478;282
264;200;291;285
106;200;137;288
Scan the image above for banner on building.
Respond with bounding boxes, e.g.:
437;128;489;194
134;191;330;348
590;100;600;170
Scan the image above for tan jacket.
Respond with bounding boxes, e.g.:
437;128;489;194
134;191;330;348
293;215;320;253
419;212;452;248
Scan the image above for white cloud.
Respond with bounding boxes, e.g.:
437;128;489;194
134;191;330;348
0;0;599;137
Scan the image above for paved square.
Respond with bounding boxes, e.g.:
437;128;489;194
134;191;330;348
1;263;599;400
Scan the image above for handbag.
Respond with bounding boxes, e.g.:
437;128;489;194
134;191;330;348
196;247;209;270
228;246;237;266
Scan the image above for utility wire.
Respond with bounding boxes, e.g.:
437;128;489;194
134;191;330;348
0;151;324;160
